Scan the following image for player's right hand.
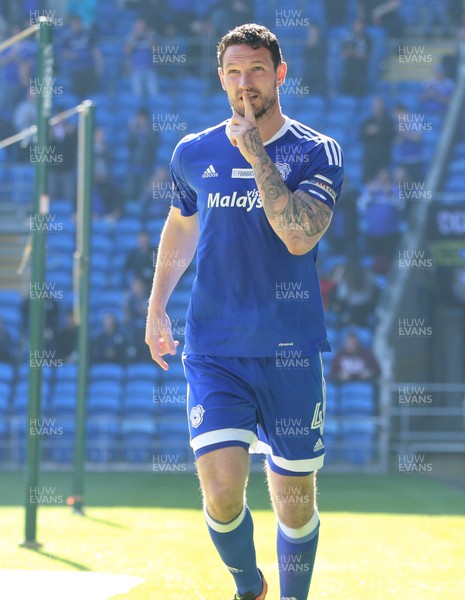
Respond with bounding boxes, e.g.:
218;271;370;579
145;310;179;371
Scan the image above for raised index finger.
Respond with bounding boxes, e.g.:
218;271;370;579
242;91;255;123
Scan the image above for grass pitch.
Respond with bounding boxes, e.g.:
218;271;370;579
0;471;464;599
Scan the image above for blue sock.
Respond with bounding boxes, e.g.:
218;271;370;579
205;504;262;597
277;510;320;600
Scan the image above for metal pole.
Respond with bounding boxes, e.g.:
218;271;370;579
23;17;53;547
71;101;94;514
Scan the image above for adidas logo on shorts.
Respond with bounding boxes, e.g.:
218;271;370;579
313;438;324;452
202;164;218;178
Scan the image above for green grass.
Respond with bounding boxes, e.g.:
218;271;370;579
1;471;464;599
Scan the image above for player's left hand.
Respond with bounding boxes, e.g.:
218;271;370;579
229;91;265;165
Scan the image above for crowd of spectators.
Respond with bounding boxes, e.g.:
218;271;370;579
1;0;463;394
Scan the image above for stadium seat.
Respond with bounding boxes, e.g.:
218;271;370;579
0;382;11;413
0;290;21;308
87;390;121;416
342;421;377;465
340;382;376;416
0;363;15;384
121;420;157;463
322;419;340;465
86;417;119;463
325;382;339;416
89;363;125;383
126;363;158;383
0;420;8;462
46;421;75;464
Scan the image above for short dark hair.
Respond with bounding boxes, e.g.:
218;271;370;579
217;23;283;70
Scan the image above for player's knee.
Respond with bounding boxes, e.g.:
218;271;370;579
204;483;244;523
277;501;316;529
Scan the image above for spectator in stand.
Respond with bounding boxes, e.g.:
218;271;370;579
94;126;112;181
419;0;451;37
91;125;123;220
142;165;172;218
329;331;381;383
12;89;35;161
124;230;155;292
421;64;455;114
303;24;327;95
62;14;103;99
124;0;171;36
324;0;348;27
341;20;372;96
332;249;379;326
124;276;148;331
68;0;97;29
92;166;123;222
359;0;404;37
48;117;78;204
127;107;159;200
210;0;254;35
442;25;465;81
360;97;395;182
0;317;16;364
0;22;35;115
358;167;404;269
21;295;60;353
54;310;77;363
325;176;361;254
393;103;424;181
91;313;126;363
124;18;158;99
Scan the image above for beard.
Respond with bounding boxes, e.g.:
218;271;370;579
228;83;279;119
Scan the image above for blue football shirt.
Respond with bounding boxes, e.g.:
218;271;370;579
170;116;344;357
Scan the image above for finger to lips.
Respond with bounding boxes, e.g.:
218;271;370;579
242;91;255;122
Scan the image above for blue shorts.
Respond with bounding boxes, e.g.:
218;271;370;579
182;353;326;476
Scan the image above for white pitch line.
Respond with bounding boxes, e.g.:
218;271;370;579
0;570;144;600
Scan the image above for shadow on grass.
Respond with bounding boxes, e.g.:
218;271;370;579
81;514;126;529
2;471;465;515
24;546;92;571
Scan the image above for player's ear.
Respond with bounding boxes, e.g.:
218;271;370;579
218;67;226;91
276;61;287;87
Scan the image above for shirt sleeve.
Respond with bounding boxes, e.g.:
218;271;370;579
296;139;344;211
169;140;198;216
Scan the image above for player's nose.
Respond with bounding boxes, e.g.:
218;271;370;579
238;72;252;88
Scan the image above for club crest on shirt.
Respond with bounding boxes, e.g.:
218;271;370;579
275;162;291;180
189;404;205;428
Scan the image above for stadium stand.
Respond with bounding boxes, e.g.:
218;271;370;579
1;0;462;470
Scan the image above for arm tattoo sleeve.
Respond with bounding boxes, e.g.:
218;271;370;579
251;146;332;252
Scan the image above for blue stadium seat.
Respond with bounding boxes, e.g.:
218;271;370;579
342;421;377;465
0;290;21;308
325;382;339;416
0;306;21;329
86;417;119;463
322;419;340;464
0;363;15;384
340;382;376;415
121;420;156;463
0;382;11;413
51;199;73;216
90;363;125;383
47;421;75;463
87;390;121;416
126;363;158;383
49;388;76;416
55;363;78;383
0;420;8;461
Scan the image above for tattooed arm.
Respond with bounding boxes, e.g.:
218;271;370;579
251;148;332;255
229;92;332;255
